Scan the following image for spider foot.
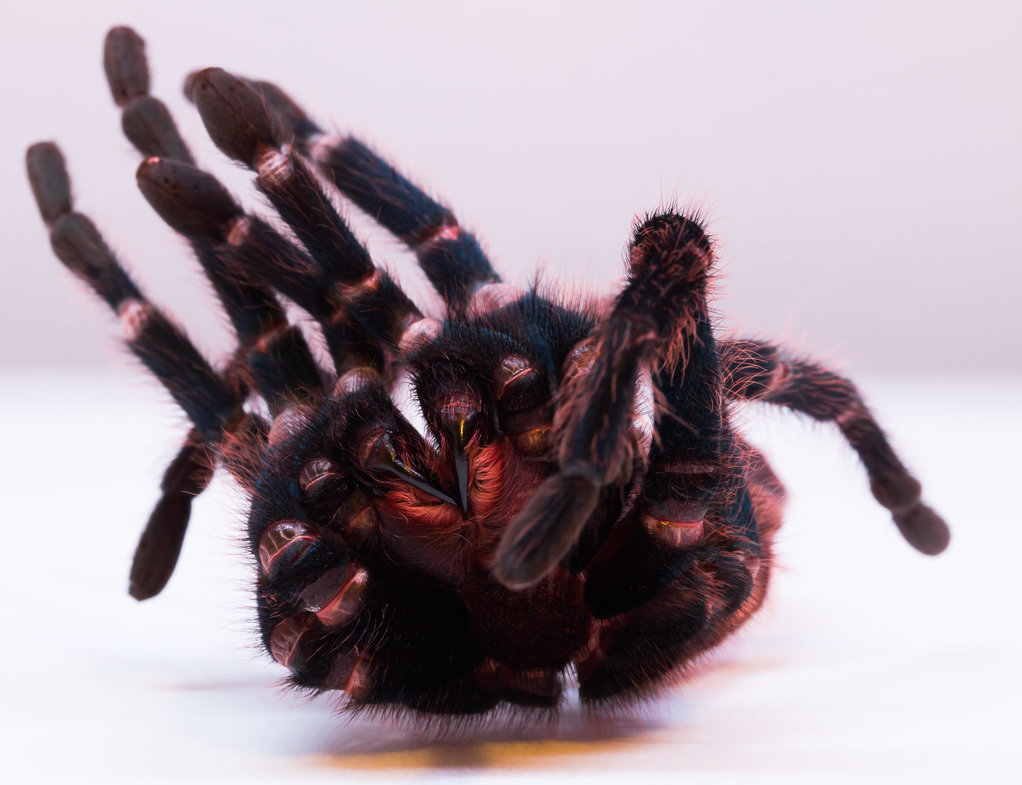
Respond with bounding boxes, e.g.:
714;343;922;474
893;502;951;555
492;473;599;590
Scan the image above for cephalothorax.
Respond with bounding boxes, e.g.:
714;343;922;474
27;27;949;716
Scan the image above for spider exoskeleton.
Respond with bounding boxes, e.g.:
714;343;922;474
27;27;950;716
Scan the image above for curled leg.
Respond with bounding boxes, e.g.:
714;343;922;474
249;371;503;712
578;466;775;702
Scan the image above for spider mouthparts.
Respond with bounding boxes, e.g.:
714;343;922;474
364;431;459;508
441;399;480;516
454;448;470;516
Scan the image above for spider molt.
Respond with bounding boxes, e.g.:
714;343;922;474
27;26;950;717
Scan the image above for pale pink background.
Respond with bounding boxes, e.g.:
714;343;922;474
4;0;1020;373
2;4;1021;782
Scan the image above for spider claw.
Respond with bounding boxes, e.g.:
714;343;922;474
306;565;369;627
325;652;373;699
440;396;480;515
365;432;458;507
268;613;316;669
453;449;471;515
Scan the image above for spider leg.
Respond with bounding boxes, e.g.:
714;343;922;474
720;339;950;554
187;68;429;376
576;444;782;701
25;141;284;595
493;211;718;590
27;143;239;441
104;29;295;370
535;218;777;699
108;29;383;379
99;29;333;599
309;135;499;310
136;154;383;376
105;28;345;395
129;431;213;599
581;317;733;617
233;78;501;310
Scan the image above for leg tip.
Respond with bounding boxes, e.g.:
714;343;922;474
26;142;71;224
190;67;284;167
492;474;599;590
103;26;149;107
894;503;951;555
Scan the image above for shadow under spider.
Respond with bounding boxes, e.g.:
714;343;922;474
308;698;682;770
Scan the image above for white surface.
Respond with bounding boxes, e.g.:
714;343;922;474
3;0;1021;373
1;371;1018;783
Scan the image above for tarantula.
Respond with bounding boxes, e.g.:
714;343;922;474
27;27;949;716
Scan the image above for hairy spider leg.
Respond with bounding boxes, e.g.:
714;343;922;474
26;144;237;439
137;154;382;376
310;135;500;311
581;279;731;615
104;28;287;351
183;64;488;498
106;40;383;378
25;143;265;597
179;68;539;710
492;212;721;590
470;213;772;701
106;29;370;395
576;427;783;702
720;339;950;555
101;28;330;598
126;432;215;600
187;68;432;378
233;78;501;310
183;65;469;496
